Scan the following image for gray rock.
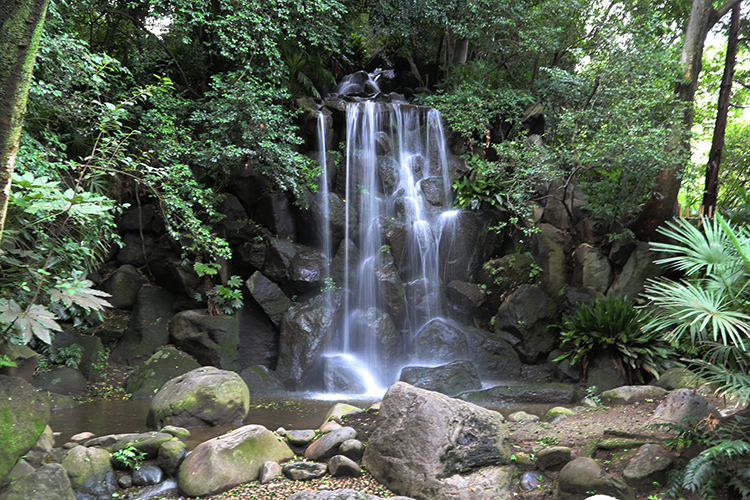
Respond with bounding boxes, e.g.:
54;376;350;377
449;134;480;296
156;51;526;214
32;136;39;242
531;223;572;297
536;446;572;471
412;318;468;364
259;461;282;484
255;193;297;240
458;383;579;406
544;407;577;423
276;290;343;390
572;244;612;293
557;457;634;500
61;445;118;499
373;252;408;330
445;280;487;324
464;326;523;380
507;411;539;423
608;242;664;299
168;310;241;371
648;388;720;426
399;360;481;396
347;307;404;375
478;253;537;312
339;439;364;462
32;366;87;396
286;430;316;446
328;455;361;477
117;474;132;489
98;264;147;310
0;343;38;381
132;464;164;486
111;285;176;363
599;386;667;406
126;347;201;399
493;284;558;363
363;382;513;500
622;444;676;487
519;471;545;491
145;235;201;298
246;271;293;327
50;330;107;381
0;375;50;483
178;425;293;497
1;463;76;500
161;426;190;440
117;232;156;267
147;366;250;428
157;439;188;476
561;286;605;316
438;210;500;284
240;365;285;395
289;247;328;294
305;427;357;462
282;461;327;481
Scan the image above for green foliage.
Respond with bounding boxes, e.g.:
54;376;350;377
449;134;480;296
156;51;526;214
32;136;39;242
211;276;245;315
644;215;750;404
111;446;146;471
51;344;84;369
554;296;676;383
0;355;16;369
321;277;340;292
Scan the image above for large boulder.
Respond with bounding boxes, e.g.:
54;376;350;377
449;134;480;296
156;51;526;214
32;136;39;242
238;298;279;370
648;388;720;426
126;347;201;399
147;366;250;429
0;344;38;381
276;290;343;390
347;307;404;375
111;285;177;363
464;326;523;381
60;445;118;499
477;253;537;313
169;310;240;371
373;252;408;331
572;244;612;293
177;425;293;497
254;192;297;240
362;382;514;500
0;375;50;483
0;463;76;500
493;284;559;363
399;360;482;396
50;330;106;381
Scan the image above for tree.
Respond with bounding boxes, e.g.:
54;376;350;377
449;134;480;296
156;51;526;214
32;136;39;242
701;1;742;215
633;0;743;239
0;0;49;243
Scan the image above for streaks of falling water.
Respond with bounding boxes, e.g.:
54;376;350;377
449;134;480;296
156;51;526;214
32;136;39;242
322;101;454;394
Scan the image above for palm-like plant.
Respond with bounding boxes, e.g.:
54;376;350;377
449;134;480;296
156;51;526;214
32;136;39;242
644;215;750;404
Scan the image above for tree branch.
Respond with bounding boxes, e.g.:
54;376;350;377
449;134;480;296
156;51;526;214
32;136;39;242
712;0;744;24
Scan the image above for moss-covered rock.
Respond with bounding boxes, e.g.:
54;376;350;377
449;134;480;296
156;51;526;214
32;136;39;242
177;424;293;497
146;366;250;428
0;375;50;483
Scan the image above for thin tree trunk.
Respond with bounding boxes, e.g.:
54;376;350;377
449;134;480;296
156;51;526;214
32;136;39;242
701;1;741;214
633;0;742;239
0;0;50;244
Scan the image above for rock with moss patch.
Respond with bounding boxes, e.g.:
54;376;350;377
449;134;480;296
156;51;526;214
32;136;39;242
147;366;250;429
0;375;50;483
600;385;667;406
544;407;576;423
177;424;293;497
61;445;119;499
126;347;201;399
169;310;241;371
240;365;285;395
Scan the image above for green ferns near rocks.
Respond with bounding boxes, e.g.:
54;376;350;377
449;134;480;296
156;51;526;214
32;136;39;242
553;296;675;384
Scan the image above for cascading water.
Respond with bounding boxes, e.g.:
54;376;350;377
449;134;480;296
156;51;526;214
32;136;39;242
318;93;458;395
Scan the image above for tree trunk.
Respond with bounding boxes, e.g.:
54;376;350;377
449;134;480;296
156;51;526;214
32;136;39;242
0;0;50;244
632;0;742;239
701;1;741;215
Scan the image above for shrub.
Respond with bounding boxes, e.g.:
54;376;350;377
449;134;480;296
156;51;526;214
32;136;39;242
554;296;676;383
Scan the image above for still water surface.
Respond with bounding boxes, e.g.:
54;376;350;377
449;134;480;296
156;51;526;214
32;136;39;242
48;395;560;449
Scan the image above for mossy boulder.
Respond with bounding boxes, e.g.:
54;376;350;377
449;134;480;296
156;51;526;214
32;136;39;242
147;366;250;429
0;375;50;483
61;445;118;498
177;424;293;497
126;347;200;399
169;310;241;371
1;463;76;500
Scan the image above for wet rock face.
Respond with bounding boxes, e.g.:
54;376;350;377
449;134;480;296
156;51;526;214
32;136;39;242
399;360;482;396
275;290;344;390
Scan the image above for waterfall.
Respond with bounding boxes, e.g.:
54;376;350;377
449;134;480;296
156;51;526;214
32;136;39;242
320;99;455;395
